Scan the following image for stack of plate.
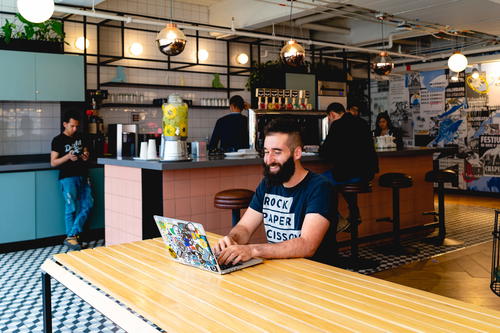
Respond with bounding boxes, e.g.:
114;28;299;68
224;150;260;159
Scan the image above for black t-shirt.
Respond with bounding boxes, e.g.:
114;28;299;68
51;133;89;179
249;171;337;264
208;113;249;152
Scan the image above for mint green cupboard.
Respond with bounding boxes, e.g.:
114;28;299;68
35;53;85;101
0;50;36;101
0;50;84;102
0;172;36;243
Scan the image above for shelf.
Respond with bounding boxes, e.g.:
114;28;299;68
101;82;244;92
254;109;326;116
101;103;227;109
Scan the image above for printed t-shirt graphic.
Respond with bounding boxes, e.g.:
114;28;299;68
262;193;301;242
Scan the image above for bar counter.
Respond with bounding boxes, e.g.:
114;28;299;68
98;147;451;249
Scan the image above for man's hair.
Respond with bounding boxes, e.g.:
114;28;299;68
326;102;345;115
347;102;359;111
62;110;80;123
229;95;244;111
264;118;303;149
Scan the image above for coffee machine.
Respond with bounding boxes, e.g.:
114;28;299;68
108;123;139;158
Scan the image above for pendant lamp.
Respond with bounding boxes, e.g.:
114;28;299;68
280;0;305;67
448;51;468;73
372;17;394;75
17;0;54;23
156;0;186;56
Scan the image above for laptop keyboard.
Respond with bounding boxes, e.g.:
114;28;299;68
219;261;242;271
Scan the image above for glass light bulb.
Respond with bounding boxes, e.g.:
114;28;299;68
371;51;394;75
448;52;468;73
17;0;54;23
75;37;90;51
471;68;480;79
130;42;143;56
236;53;249;65
198;49;209;61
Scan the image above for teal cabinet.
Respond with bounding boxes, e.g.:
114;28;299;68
35;53;85;101
35;168;104;239
35;170;65;238
0;50;36;101
0;172;36;243
0;50;84;102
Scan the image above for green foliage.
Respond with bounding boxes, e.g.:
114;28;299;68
0;14;66;44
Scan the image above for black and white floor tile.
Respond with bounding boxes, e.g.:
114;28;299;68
0;204;497;332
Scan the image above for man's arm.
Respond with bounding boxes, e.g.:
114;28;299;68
208;119;222;150
217;212;330;265
214;207;263;252
50;150;77;167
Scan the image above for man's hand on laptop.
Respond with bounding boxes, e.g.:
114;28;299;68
214;235;237;254
217;244;253;265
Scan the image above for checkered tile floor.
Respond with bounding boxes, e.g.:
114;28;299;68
0;204;497;332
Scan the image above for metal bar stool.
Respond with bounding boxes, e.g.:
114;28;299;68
214;189;255;226
377;172;419;256
336;182;380;271
423;168;463;246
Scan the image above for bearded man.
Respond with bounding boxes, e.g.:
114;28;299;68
215;119;337;265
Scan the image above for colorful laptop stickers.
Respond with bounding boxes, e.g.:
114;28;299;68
153;215;262;274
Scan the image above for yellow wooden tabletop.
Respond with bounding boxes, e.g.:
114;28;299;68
53;234;500;332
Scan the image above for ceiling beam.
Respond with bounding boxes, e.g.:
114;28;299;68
302;23;350;34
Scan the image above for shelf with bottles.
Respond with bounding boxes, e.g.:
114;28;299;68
100;103;228;109
100;82;244;92
255;88;314;112
254;109;326;116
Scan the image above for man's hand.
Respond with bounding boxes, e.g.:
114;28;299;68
217;244;253;265
214;235;238;254
81;151;90;161
68;151;78;161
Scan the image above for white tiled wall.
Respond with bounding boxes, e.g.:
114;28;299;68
0;102;60;155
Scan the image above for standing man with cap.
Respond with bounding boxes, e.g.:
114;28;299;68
208;95;249;152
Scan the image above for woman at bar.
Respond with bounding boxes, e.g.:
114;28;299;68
374;112;404;149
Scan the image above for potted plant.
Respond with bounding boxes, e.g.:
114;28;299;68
0;14;66;53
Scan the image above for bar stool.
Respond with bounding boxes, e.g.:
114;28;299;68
423;169;463;246
336;182;380;271
377;173;419;256
214;189;254;226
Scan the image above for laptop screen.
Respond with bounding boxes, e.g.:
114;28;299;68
154;216;221;273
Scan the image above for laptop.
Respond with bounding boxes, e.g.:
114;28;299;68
153;215;263;274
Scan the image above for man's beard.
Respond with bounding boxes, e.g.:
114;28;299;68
263;156;295;186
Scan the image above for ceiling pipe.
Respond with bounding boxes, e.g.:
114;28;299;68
53;5;425;60
302;23;350;34
393;44;500;65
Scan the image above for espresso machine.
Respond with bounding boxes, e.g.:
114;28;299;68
108;123;139;158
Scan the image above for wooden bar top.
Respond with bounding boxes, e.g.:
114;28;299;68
53;233;500;332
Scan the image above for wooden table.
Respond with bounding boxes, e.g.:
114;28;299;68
41;234;500;332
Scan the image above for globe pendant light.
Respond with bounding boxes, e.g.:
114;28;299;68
448;51;468;73
156;23;186;56
17;0;54;23
372;16;394;75
280;39;306;67
280;0;305;67
156;0;186;56
372;51;394;76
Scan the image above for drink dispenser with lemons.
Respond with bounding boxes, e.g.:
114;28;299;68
160;94;190;161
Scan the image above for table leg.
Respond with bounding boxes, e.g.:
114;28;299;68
41;271;52;333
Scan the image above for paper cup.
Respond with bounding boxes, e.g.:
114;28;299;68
140;142;148;159
147;139;157;159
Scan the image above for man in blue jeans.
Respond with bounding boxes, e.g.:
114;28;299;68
51;111;93;250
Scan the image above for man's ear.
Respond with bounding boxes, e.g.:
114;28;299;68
293;145;302;160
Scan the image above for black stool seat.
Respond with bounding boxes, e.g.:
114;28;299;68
336;181;379;271
423;168;462;246
379;173;413;188
377;173;419;256
425;169;457;184
214;189;254;226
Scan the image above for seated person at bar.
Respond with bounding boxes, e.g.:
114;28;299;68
319;102;378;228
215;119;336;265
208;95;249;152
374;111;404;149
